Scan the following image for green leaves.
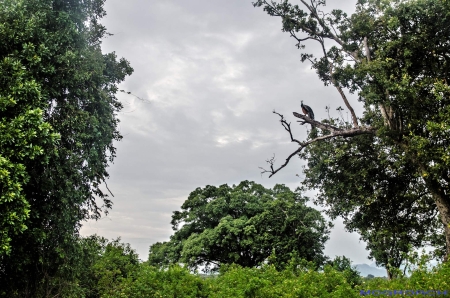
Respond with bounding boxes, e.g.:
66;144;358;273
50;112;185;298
255;0;450;268
0;0;132;295
0;29;59;256
303;132;444;277
47;237;450;297
150;181;330;272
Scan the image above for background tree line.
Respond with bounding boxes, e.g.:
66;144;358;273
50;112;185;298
148;181;331;272
14;234;447;298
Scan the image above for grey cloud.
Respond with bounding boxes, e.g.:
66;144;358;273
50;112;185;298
81;0;371;263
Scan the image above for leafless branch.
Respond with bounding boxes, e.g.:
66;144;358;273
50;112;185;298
334;84;359;128
293;112;343;132
260;112;376;177
289;31;319;47
273;111;302;145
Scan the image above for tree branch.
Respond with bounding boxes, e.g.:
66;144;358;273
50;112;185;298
292;112;343;132
364;36;371;62
333;84;359;128
289;31;319;47
104;180;114;197
260;113;375;177
314;39;360;128
274;111;302;144
364;37;393;129
300;0;360;61
327;58;359;128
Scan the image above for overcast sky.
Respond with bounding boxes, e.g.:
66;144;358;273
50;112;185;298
80;0;376;265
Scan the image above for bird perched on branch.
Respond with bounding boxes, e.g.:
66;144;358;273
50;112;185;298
301;100;315;120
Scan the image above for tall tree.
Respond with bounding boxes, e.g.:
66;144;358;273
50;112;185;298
302;131;445;278
0;0;132;295
254;0;450;261
148;181;331;272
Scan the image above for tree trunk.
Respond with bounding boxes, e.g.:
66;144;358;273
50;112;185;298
424;178;450;262
383;112;450;261
434;194;450;261
386;267;393;280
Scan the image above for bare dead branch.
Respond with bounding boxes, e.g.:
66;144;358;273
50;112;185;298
273;111;302;145
289;31;319;47
293;112;343;132
260;117;376;177
260;148;302;177
259;154;277;175
334;84;359;128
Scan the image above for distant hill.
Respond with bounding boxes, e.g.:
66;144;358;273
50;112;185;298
354;264;387;277
354;260;440;278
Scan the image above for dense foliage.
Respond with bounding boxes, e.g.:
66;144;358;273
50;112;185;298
4;0;450;295
303;132;445;278
0;0;132;295
253;0;450;265
148;181;331;272
68;237;450;298
37;236;140;298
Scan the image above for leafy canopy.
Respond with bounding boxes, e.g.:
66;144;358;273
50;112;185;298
0;0;132;295
149;181;331;272
254;0;450;263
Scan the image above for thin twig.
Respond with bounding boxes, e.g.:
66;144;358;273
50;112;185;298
104;180;115;197
273;111;302;145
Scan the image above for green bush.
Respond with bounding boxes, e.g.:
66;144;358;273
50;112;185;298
90;238;140;297
356;260;450;296
108;264;207;298
41;235;140;298
104;259;450;297
204;263;360;298
70;238;450;298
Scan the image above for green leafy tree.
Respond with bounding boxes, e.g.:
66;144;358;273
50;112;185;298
110;264;208;298
254;0;450;261
147;241;179;269
32;235;140;298
0;0;132;295
148;181;331;272
302;132;445;278
325;256;362;288
87;237;140;298
0;6;59;257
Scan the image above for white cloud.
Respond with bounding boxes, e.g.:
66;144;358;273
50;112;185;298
81;0;372;264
